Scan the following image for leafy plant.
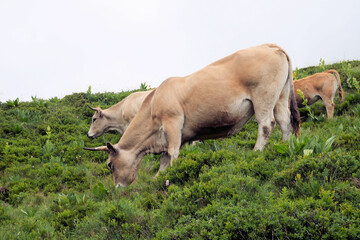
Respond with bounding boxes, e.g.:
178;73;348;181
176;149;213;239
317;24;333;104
341;60;360;92
32;96;46;107
274;132;336;158
306;135;336;154
140;82;148;90
86;85;92;95
296;89;324;122
293;68;298;80
351;103;360;116
15;109;30;122
274;133;309;158
92;182;109;200
11;122;24;134
319;58;326;71
6;98;19;108
348;77;360;93
85;85;93;101
342;60;353;79
42;126;55;157
49;96;60;103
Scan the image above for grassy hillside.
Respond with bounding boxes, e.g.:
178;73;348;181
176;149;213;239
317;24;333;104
1;60;360;239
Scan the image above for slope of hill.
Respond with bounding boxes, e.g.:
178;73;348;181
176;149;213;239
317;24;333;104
1;60;360;239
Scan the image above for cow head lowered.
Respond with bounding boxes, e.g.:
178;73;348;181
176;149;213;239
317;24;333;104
84;143;138;187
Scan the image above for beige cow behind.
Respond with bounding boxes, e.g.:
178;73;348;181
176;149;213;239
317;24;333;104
87;90;153;138
85;44;301;187
294;70;343;118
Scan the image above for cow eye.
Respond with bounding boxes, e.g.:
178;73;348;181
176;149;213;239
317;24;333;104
92;118;97;123
107;162;113;171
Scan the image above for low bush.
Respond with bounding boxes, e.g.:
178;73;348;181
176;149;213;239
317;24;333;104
1;62;360;239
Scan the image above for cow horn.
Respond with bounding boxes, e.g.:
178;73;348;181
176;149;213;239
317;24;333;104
87;105;98;111
83;146;109;152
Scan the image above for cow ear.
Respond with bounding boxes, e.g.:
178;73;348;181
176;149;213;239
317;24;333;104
98;109;104;118
107;142;117;154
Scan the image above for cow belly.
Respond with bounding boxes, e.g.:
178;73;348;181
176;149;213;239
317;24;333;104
190;125;237;141
182;99;254;142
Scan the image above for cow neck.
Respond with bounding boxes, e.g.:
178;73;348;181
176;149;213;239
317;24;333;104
117;91;160;156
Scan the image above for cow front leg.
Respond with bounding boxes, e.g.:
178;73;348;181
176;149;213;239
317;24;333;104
153;117;183;177
163;117;183;166
274;92;292;140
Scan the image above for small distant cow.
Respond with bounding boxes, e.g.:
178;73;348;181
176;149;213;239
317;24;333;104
87;90;153;138
85;44;301;187
294;70;343;118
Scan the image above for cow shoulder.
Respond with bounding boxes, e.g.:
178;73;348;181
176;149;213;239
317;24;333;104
150;77;185;119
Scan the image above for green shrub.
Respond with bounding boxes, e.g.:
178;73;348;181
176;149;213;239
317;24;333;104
1;61;360;239
6;98;19;108
92;182;109;200
50;192;95;232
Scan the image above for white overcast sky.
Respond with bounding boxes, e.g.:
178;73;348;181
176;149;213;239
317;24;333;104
1;0;359;102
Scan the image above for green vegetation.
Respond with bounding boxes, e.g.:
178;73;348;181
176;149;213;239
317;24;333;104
296;89;324;122
1;60;360;239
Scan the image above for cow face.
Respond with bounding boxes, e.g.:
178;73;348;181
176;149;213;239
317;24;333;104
84;143;137;187
87;106;106;138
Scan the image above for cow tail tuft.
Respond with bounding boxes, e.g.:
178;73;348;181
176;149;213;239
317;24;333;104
287;55;301;137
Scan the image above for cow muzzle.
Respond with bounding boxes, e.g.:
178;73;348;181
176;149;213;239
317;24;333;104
115;183;126;188
87;133;95;139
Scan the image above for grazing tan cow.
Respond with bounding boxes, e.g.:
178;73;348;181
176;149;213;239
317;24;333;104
294;70;343;118
84;44;301;187
87;90;153;138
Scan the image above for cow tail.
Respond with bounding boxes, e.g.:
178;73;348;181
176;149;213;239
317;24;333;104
286;54;301;137
325;69;343;102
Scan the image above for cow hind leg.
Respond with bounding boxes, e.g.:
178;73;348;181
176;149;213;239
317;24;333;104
323;97;335;118
274;86;292;140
